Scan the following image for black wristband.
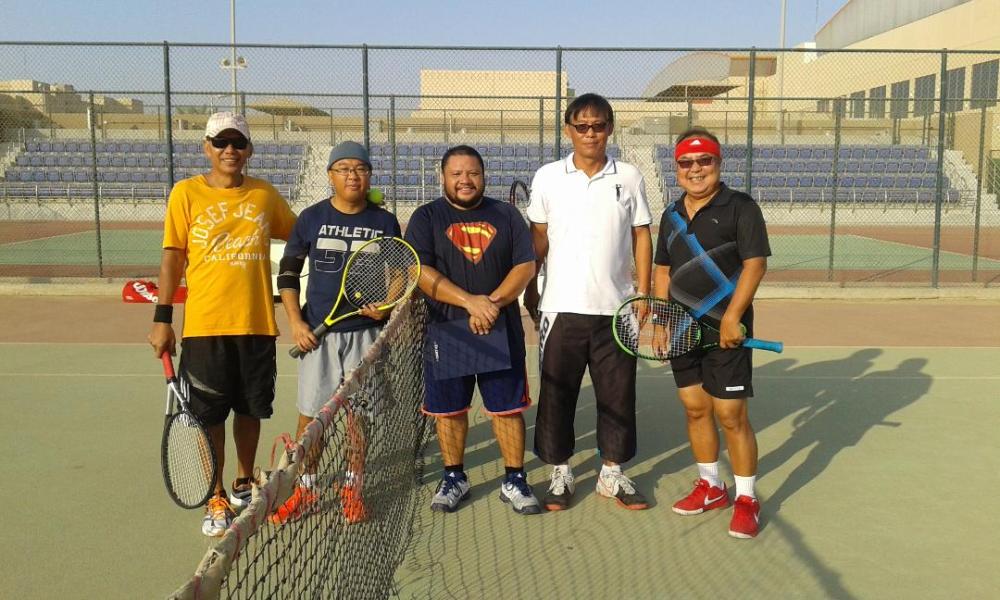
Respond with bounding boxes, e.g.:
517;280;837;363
153;304;174;324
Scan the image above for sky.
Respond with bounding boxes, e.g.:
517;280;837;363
0;0;845;48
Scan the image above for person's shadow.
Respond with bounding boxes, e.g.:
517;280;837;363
760;356;931;512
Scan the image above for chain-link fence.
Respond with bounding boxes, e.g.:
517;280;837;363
0;43;997;285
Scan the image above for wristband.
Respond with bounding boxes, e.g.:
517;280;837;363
153;304;174;324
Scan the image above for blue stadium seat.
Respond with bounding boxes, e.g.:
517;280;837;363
487;145;501;157
501;175;515;187
798;175;814;187
888;147;903;159
396;145;410;157
729;176;744;188
377;174;391;186
772;175;787;187
405;159;419;171
112;156;125;168
863;148;878;160
886;162;900;174
515;146;528;157
487;159;501;171
487;175;501;187
786;176;799;187
872;161;886;173
844;161;860;173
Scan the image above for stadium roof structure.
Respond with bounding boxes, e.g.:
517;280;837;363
640;51;775;102
247;97;329;117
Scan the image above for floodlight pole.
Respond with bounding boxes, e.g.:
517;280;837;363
777;0;786;144
230;0;238;112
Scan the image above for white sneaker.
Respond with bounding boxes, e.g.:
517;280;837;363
430;472;471;513
499;472;542;515
543;465;575;511
202;492;235;536
596;467;649;510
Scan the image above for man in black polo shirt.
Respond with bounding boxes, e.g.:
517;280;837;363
652;127;771;539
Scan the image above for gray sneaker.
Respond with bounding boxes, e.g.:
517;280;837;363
430;472;471;513
499;472;542;515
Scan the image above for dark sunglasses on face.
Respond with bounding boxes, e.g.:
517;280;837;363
208;136;250;150
676;156;716;169
569;121;609;134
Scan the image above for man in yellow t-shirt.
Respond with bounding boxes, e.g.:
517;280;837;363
147;112;296;536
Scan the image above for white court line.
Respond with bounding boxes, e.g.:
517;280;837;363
842;233;1000;268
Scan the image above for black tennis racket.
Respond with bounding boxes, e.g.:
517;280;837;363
160;353;218;509
289;236;420;358
508;179;529;209
612;296;784;361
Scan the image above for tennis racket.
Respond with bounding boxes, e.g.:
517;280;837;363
160;353;218;509
508;179;529;209
289;236;420;359
612;296;783;361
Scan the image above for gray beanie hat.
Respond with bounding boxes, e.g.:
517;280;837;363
327;141;372;171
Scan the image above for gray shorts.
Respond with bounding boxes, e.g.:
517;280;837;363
297;327;379;418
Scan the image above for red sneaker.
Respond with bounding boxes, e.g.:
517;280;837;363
269;485;318;525
672;479;731;515
341;484;370;524
728;495;760;539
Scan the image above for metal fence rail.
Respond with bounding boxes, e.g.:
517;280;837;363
1;42;998;285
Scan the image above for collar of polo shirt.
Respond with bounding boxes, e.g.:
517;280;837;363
564;152;617;176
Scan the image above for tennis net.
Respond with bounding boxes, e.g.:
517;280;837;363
170;296;431;600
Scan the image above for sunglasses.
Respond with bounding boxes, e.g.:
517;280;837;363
676;156;716;169
208;136;250;150
569;122;609;134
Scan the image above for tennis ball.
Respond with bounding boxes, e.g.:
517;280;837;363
367;188;385;205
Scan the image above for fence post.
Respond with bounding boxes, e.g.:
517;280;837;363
931;50;948;288
362;44;370;152
745;47;757;194
88;92;104;278
827;105;842;281
389;95;397;214
163;41;175;190
972;106;987;281
554;46;562;160
538;97;545;168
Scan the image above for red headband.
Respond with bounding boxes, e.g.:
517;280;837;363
674;137;722;161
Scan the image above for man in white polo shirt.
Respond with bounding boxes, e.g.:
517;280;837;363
524;93;653;511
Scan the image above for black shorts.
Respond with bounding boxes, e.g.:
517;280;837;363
179;335;277;426
670;345;754;399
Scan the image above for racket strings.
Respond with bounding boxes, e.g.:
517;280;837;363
165;414;215;506
614;299;701;360
344;241;417;308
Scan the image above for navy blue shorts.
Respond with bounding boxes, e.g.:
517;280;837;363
422;358;531;416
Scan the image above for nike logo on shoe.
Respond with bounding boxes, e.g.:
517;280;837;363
706;494;726;505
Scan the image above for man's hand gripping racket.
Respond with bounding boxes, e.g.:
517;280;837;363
612;296;783;361
160;353;219;509
289;236;420;359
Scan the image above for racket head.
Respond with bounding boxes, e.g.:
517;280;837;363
508;179;529;208
159;354;218;509
612;297;702;361
342;236;420;311
161;406;218;509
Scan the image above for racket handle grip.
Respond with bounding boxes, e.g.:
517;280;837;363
161;353;176;379
288;324;331;359
743;338;784;353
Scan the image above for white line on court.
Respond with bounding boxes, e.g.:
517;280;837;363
0;230;94;248
844;233;1000;268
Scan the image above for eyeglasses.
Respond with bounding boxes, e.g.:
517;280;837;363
208;136;249;150
676;156;716;169
569;121;609;134
330;165;372;177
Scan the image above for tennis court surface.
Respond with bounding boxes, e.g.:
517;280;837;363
1;291;998;599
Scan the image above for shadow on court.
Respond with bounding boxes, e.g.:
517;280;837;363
399;348;943;600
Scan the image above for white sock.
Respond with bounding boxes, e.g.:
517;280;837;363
734;475;756;499
697;462;721;488
300;473;317;489
600;463;622;477
344;470;356;486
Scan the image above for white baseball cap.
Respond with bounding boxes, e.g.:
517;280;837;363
205;111;251;139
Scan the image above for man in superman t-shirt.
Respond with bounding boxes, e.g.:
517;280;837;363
404;145;539;515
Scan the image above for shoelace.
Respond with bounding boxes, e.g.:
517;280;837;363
439;475;463;497
607;471;637;495
208;495;231;518
507;474;533;497
549;469;571;494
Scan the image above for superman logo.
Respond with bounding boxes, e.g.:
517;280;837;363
446;222;496;264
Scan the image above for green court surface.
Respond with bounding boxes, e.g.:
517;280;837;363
1;337;999;598
2;231;999;273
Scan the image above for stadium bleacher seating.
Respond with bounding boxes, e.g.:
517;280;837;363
1;139;305;202
654;144;961;205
